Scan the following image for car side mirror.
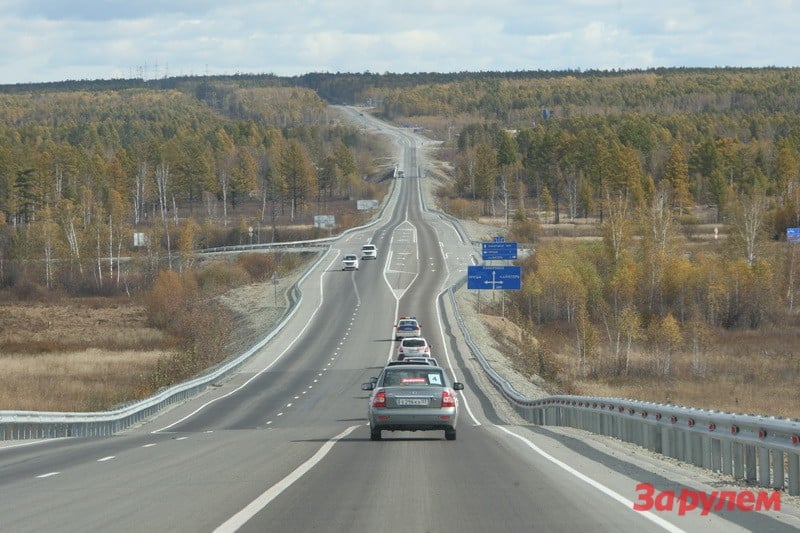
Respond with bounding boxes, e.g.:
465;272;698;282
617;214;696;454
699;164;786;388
370;377;378;384
361;382;375;391
453;382;464;391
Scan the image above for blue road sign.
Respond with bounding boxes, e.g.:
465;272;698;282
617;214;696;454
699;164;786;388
482;242;518;260
788;227;800;243
467;265;522;290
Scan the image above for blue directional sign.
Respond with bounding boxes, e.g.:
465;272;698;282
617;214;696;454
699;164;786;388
467;265;522;290
482;241;518;260
788;227;800;243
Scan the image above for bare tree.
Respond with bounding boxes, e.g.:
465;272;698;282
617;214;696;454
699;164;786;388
155;163;169;224
729;187;768;266
218;169;230;226
133;162;147;225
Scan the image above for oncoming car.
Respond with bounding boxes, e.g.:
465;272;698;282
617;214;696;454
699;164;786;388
341;253;359;271
396;337;431;360
394;316;421;340
361;364;464;441
361;244;377;260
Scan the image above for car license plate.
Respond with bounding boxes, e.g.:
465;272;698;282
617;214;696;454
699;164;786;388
396;398;429;406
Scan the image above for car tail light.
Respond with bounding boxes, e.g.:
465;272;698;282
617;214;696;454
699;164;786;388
372;391;386;408
441;390;456;408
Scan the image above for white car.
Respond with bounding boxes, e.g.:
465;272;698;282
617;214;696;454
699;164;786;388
397;337;432;360
361;244;377;260
342;254;359;271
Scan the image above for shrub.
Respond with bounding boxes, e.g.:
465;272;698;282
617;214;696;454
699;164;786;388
447;198;481;221
145;270;197;329
508;218;540;244
237;252;278;281
196;261;249;293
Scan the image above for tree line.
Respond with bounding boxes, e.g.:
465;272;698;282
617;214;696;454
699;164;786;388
0;83;388;296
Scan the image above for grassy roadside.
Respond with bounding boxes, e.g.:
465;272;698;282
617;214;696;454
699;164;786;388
0;252;314;412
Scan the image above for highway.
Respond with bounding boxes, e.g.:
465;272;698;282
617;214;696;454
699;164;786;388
0;110;798;532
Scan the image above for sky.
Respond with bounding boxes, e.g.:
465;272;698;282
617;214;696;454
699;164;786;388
0;0;798;85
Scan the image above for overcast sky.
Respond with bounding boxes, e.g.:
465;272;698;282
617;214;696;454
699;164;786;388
1;0;798;85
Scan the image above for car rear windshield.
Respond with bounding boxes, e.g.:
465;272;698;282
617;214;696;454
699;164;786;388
403;339;426;347
399;320;418;327
383;369;444;387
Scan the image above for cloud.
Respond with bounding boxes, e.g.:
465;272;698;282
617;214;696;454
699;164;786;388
10;0;220;22
0;0;799;84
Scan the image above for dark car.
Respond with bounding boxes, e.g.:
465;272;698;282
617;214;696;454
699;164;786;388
361;365;464;441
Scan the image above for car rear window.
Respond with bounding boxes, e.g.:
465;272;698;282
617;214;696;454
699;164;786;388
383;369;444;387
403;339;426;347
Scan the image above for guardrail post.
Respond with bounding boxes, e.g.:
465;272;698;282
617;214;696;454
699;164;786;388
652;425;662;453
772;450;784;490
711;438;721;472
691;434;703;467
721;439;732;475
789;453;800;496
733;442;744;479
701;436;712;469
662;426;673;458
758;447;770;487
745;444;757;482
676;430;686;462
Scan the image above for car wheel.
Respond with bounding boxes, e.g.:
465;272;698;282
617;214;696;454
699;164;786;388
370;427;382;441
445;428;456;441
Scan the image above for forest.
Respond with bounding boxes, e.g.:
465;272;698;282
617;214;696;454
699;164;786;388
0;81;390;297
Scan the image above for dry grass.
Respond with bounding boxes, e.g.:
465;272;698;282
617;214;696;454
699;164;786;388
0;255;310;412
0;299;171;411
0;300;164;352
0;349;164;412
498;318;800;419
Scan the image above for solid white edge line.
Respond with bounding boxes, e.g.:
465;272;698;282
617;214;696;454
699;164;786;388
494;425;685;533
214;425;360;532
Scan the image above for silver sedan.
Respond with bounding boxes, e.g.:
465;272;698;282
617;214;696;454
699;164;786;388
361;365;464;441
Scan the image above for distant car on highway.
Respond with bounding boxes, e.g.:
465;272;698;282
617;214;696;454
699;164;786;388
361;244;377;260
387;356;439;366
396;337;431;360
342;254;359;271
361;364;464;441
394;316;421;340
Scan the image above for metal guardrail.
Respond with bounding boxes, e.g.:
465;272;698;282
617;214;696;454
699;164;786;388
0;179;398;442
446;281;800;496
